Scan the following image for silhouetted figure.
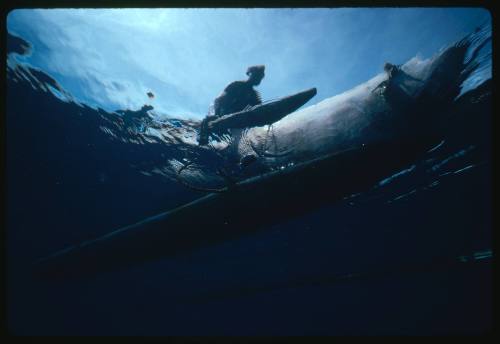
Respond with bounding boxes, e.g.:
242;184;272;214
383;62;401;78
373;62;423;107
199;65;266;145
117;104;153;131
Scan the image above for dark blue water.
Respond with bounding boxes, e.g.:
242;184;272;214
6;28;492;335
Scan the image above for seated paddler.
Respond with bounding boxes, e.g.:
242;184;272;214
198;65;265;145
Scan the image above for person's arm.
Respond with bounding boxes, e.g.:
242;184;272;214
213;82;239;116
394;65;423;83
213;94;224;117
246;88;262;107
404;73;424;83
372;80;389;94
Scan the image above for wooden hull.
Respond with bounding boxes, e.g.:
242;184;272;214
33;135;438;279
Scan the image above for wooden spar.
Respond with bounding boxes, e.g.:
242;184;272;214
207;88;317;133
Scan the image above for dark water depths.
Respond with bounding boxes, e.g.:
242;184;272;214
6;27;492;335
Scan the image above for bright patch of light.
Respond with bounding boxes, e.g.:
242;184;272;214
7;8;491;120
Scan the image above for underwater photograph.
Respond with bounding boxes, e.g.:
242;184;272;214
6;7;492;335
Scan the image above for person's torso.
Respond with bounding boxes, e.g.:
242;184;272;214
219;81;261;115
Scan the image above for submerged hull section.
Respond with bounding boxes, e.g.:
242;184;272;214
34;135;438;279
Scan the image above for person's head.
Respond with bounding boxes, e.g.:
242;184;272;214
246;65;265;86
384;62;396;73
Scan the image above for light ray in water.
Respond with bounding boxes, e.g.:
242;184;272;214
426;140;445;153
378;165;416;186
453;164;476;175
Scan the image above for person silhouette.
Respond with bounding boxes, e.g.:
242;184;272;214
198;65;265;145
